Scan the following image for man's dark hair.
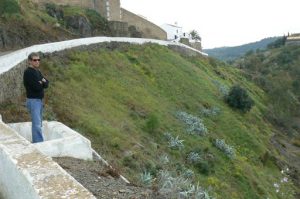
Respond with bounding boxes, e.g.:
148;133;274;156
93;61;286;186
28;52;40;60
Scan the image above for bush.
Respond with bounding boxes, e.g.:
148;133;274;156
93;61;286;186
85;9;109;32
226;85;254;112
144;113;159;134
194;160;211;175
0;0;20;16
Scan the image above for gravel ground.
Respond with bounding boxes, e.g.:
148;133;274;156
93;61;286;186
53;157;163;199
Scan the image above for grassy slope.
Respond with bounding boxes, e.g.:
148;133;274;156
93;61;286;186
33;44;296;198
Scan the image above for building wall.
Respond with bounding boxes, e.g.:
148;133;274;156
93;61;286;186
121;8;167;40
161;24;183;40
108;0;121;21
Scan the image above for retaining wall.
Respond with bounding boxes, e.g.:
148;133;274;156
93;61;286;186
0;37;207;104
0;120;95;199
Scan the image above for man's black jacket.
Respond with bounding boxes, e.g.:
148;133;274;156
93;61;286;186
23;67;49;99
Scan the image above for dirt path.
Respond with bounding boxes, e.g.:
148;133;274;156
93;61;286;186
0;51;12;57
270;135;300;197
53;157;163;199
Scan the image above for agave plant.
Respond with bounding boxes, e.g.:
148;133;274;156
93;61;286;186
140;171;153;187
187;152;202;164
215;139;236;159
176;111;208;136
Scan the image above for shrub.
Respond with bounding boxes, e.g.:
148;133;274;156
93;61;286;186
144;113;159;134
0;0;20;16
85;9;109;32
194;160;212;175
122;156;138;169
225;85;254;112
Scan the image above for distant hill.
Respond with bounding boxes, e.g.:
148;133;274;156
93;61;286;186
204;37;280;61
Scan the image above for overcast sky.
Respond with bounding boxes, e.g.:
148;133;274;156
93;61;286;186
121;0;300;49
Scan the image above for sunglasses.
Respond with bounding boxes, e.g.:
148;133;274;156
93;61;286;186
32;59;41;62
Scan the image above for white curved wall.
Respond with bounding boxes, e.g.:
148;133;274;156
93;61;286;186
0;36;207;74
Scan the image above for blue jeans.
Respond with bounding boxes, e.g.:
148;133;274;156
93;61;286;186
26;98;44;143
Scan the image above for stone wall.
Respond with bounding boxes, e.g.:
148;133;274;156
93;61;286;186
0;61;27;103
108;21;129;37
0;37;206;104
121;8;167;40
108;0;121;21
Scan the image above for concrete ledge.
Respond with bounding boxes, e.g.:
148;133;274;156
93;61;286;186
8;121;93;160
0;121;95;199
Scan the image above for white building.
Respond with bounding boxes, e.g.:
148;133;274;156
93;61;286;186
160;23;189;41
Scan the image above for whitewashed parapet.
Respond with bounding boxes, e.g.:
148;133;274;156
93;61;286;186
0;37;207;74
0;120;96;199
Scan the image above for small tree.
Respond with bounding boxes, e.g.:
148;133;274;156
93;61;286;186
226;85;254;112
189;30;201;41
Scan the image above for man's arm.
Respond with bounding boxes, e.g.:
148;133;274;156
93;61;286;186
41;77;49;88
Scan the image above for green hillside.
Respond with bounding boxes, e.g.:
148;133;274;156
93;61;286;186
236;42;300;141
204;37;280;61
1;43;296;198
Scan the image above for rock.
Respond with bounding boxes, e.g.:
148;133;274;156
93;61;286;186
45;3;64;21
65;15;92;37
119;189;126;193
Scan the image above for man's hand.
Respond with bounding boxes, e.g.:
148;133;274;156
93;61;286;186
42;78;47;83
38;81;42;84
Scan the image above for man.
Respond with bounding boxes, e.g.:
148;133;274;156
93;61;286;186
23;52;49;143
